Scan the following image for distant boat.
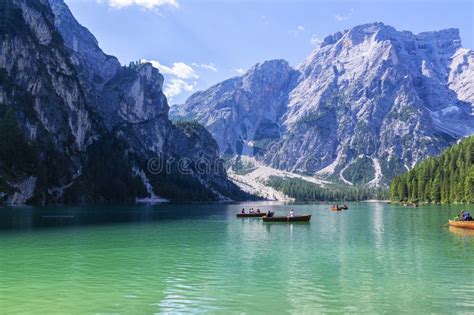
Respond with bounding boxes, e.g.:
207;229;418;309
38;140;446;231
448;220;474;229
262;215;311;222
331;207;342;211
236;213;266;218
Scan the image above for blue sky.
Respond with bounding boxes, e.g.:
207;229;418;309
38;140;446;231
65;0;473;104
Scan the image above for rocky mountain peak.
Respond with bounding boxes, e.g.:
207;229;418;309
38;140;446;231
174;23;474;187
245;59;291;75
99;62;169;129
49;0;120;91
0;0;249;204
171;59;297;156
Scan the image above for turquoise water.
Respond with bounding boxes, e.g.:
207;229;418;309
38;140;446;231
0;202;473;313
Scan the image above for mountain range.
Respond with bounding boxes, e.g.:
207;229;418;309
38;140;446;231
1;0;473;204
172;22;474;189
0;0;247;204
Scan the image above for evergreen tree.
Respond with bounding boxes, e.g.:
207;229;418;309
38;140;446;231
389;136;474;204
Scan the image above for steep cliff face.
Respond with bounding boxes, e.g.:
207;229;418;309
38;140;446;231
171;60;297;156
276;23;474;186
48;0;120;97
1;0;96;150
449;48;474;111
98;63;170;129
174;23;474;186
0;0;247;204
0;0;98;204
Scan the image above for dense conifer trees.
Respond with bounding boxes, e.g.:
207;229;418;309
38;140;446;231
390;136;474;204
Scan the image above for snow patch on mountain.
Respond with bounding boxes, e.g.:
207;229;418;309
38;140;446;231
174;22;474;188
339;165;354;186
367;158;382;187
227;156;330;200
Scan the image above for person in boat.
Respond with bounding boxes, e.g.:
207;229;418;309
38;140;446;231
462;210;472;221
288;209;294;217
256;209;260;214
241;208;245;214
249;208;254;214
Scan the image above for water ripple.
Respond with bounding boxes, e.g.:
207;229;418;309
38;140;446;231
0;203;473;313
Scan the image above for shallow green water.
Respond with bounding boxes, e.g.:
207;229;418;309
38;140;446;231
0;203;473;314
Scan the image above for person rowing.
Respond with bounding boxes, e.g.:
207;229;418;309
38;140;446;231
241;208;245;214
288;209;294;218
460;210;473;221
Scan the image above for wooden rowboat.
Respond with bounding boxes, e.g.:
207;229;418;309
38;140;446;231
448;220;474;229
262;215;311;222
236;213;266;218
331;207;342;211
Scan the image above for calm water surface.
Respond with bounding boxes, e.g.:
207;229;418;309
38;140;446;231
0;202;473;314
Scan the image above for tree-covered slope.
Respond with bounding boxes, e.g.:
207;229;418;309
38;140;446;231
389;136;474;203
266;176;388;202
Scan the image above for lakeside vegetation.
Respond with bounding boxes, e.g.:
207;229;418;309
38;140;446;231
389;136;474;204
266;176;388;202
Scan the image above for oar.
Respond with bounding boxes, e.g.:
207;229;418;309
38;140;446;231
440;222;450;228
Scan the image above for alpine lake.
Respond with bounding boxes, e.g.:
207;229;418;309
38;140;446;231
0;202;473;314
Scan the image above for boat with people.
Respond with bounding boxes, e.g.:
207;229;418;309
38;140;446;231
448;210;473;229
448;220;474;229
236;212;266;218
331;204;348;211
262;215;311;222
236;208;272;218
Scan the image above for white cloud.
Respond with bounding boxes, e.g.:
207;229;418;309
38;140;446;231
140;59;198;101
291;25;305;37
310;34;322;46
192;63;217;72
234;68;246;75
164;78;196;100
143;60;198;79
335;8;354;22
260;15;269;26
104;0;179;9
